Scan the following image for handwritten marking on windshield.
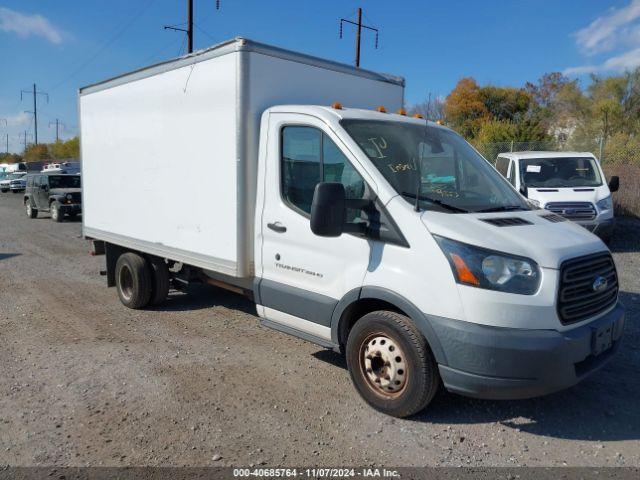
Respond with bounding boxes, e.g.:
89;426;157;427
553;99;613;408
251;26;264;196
367;137;388;158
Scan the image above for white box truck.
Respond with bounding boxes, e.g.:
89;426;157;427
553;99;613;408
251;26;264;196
79;38;625;417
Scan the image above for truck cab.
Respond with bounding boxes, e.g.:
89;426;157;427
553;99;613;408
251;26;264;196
495;152;619;241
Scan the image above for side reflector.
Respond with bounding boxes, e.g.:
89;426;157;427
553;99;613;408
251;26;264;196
450;253;480;286
376;106;387;113
396;108;407;116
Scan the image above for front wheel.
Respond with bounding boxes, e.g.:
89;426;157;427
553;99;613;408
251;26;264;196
25;202;38;219
50;201;63;222
346;310;440;418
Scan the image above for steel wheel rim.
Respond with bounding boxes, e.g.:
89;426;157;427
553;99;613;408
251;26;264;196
119;265;134;300
26;204;31;215
359;333;408;398
52;206;58;220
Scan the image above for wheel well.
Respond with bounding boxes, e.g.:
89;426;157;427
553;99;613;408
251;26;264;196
337;298;408;349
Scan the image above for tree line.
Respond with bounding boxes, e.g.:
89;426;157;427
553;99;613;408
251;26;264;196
412;69;640;165
0;136;79;164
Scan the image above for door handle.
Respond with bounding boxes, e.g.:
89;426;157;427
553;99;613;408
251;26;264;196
267;222;287;233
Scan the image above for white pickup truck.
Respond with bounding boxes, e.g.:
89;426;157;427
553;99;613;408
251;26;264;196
80;38;625;417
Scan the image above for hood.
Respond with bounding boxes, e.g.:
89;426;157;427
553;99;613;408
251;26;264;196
527;185;609;206
421;209;606;269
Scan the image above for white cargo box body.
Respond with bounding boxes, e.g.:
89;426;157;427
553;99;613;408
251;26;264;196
80;38;404;277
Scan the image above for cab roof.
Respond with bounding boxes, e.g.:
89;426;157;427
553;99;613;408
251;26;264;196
265;104;445;129
497;151;597;160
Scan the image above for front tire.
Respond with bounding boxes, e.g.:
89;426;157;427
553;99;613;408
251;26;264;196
25;202;37;218
346;310;439;418
115;252;152;309
50;201;63;222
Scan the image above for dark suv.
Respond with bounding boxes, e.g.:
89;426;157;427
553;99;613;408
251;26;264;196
24;174;82;222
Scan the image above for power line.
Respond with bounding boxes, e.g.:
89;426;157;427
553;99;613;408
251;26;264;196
164;0;221;54
48;0;157;93
21;84;49;145
339;7;379;68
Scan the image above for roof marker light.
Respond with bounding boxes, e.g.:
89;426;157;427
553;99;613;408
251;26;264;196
376;106;387;113
396;108;407;116
412;113;424;119
332;102;343;110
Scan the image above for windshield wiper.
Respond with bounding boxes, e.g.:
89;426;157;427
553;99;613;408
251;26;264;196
476;205;527;213
401;192;469;213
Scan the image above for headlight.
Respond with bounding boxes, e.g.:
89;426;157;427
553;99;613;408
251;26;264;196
434;236;541;295
66;194;73;200
596;195;612;211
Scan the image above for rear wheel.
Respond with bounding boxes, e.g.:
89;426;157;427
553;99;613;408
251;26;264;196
346;310;439;418
25;202;37;219
148;256;170;305
115;252;152;309
50;201;63;222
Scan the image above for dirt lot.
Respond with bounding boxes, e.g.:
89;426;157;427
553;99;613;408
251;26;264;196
0;192;639;467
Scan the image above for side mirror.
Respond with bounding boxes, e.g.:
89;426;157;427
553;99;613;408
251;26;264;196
519;185;528;198
310;182;346;237
608;175;619;193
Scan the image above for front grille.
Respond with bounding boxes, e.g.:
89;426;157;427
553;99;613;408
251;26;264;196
558;252;618;324
480;217;533;227
545;202;596;221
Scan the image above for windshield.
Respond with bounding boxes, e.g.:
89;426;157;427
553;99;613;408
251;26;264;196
49;175;81;188
520;157;602;188
340;120;529;213
8;172;26;180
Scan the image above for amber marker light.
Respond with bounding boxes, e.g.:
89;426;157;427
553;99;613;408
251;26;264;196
412;113;424;119
332;102;343;110
376;106;387;113
450;253;480;286
396;108;407;116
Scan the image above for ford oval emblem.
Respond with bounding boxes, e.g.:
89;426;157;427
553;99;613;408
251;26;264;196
592;276;608;292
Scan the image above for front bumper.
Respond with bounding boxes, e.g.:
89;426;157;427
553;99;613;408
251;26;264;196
59;203;82;213
430;302;625;400
577;218;615;239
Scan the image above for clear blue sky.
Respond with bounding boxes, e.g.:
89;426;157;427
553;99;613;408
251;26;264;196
1;0;637;152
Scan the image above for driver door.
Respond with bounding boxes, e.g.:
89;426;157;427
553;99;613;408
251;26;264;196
257;113;373;342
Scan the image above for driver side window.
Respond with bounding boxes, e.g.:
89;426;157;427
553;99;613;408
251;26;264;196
281;126;366;218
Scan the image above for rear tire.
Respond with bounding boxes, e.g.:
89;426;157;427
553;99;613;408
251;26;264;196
115;252;152;309
50;201;63;222
25;202;37;218
346;310;439;418
148;256;170;305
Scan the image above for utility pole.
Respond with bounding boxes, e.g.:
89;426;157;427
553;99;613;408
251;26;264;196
49;119;65;143
165;0;220;54
19;132;33;152
339;7;379;67
0;118;6;152
21;83;48;145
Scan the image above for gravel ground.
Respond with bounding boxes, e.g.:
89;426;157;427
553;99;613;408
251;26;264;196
0;192;638;467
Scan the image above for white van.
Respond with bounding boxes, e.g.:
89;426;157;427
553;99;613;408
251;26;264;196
495;152;619;241
80;38;625;417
